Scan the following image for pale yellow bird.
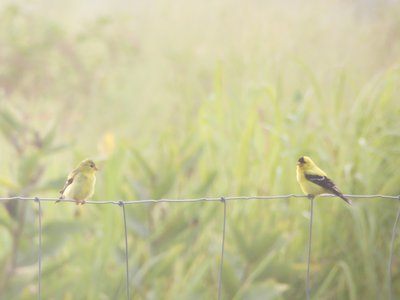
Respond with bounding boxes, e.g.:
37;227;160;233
296;156;351;205
57;159;98;205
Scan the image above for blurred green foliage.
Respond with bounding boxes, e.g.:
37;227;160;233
0;0;399;299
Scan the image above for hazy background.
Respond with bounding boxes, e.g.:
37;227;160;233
0;0;399;299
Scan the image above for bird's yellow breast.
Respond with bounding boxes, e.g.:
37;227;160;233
64;172;96;201
296;166;325;196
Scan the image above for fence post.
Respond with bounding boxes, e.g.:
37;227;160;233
218;197;227;300
388;197;400;300
119;201;131;300
34;197;42;300
306;197;314;300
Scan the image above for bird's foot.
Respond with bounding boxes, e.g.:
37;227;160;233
307;194;315;200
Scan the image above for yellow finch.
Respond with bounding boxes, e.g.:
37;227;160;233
58;159;98;204
296;156;351;205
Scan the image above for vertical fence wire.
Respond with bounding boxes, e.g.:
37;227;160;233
218;197;227;300
388;198;400;300
34;197;42;300
306;198;314;300
119;201;131;300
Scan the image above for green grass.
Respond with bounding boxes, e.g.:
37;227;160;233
0;1;400;299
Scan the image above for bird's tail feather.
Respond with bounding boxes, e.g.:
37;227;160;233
339;194;352;205
331;189;352;205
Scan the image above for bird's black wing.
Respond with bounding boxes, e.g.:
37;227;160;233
59;177;73;196
305;173;351;205
304;174;335;190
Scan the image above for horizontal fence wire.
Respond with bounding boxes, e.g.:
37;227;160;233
0;194;398;300
0;194;399;204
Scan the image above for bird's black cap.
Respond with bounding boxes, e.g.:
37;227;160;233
298;157;305;164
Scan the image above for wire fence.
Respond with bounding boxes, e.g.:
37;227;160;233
0;194;399;300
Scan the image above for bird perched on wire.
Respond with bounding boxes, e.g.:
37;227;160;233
296;156;351;205
57;159;98;205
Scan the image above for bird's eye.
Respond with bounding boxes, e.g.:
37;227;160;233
90;163;94;168
298;157;305;164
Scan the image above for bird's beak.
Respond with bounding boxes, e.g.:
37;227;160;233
94;166;99;171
